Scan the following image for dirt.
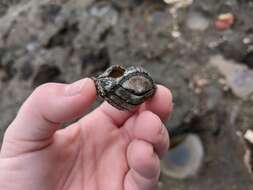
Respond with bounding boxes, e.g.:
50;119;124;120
0;0;253;189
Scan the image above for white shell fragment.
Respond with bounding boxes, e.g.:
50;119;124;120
163;0;193;9
161;134;204;179
244;130;253;144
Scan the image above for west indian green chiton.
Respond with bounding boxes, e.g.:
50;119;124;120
93;65;157;110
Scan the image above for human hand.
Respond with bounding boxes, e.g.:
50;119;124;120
0;78;172;190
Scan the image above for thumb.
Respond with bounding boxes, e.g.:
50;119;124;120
4;78;96;143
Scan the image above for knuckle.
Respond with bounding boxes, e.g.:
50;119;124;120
21;83;55;111
33;83;54;95
143;111;161;123
139;111;163;136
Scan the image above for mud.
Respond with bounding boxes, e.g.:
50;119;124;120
0;0;253;189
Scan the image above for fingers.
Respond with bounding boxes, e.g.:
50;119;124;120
96;85;173;126
124;110;170;190
5;78;96;141
124;140;160;190
125;111;169;158
141;85;173;122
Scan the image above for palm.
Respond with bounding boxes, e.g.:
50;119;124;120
21;109;131;190
53;111;131;190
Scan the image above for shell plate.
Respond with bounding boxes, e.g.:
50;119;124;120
94;65;157;110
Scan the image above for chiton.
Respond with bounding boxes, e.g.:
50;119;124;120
93;65;157;110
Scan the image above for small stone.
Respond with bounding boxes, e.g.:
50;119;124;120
218;78;227;85
195;78;209;87
26;42;39;52
194;87;202;94
89;2;118;25
223;85;230;91
163;0;180;3
163;0;193;9
171;30;181;38
215;13;235;31
186;12;209;31
243;38;251;44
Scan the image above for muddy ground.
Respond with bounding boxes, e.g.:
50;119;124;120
0;0;253;189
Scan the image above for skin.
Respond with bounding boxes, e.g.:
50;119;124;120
0;78;173;190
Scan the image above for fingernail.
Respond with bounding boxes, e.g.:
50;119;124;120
161;124;170;148
65;78;89;96
160;124;166;135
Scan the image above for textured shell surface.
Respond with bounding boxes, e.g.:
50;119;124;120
94;65;157;110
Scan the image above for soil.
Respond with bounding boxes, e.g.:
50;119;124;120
0;0;253;189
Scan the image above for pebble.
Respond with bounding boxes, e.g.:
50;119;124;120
215;13;235;31
26;41;39;52
243;38;251;44
210;55;253;99
163;0;193;8
89;2;118;25
186;12;209;31
171;30;181;38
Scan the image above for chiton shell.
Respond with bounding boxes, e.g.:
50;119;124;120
93;65;157;110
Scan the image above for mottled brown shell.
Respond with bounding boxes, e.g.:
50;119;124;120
94;65;157;110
